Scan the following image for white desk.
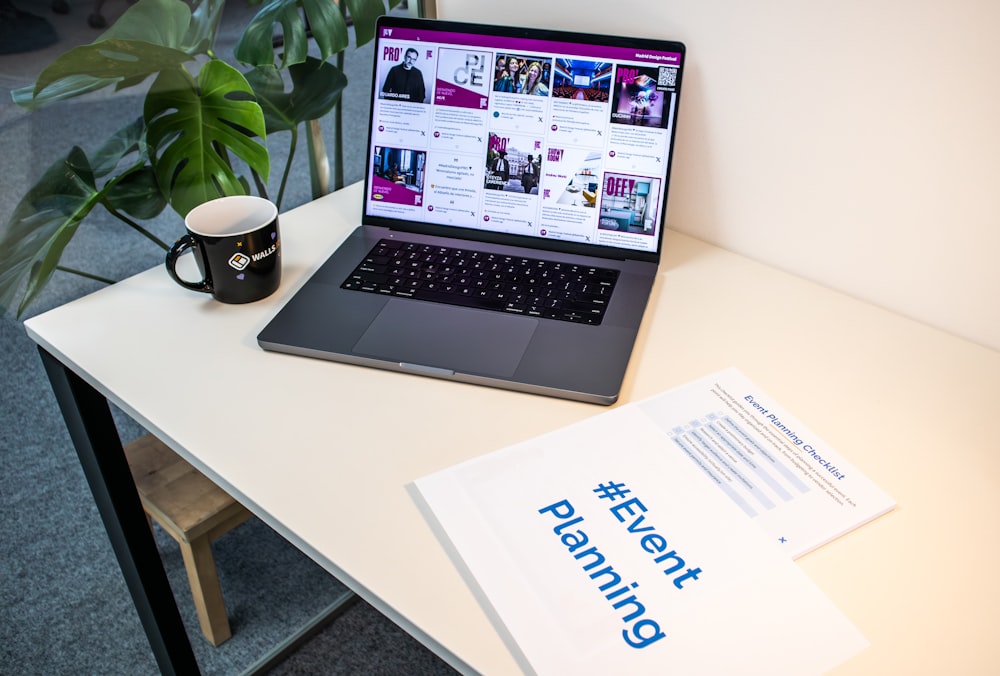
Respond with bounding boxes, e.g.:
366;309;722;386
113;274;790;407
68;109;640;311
26;182;1000;674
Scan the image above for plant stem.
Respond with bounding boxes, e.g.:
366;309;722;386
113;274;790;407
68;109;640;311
331;0;347;192
56;266;116;285
252;168;269;202
105;205;170;250
332;50;345;192
277;125;298;209
306;119;329;198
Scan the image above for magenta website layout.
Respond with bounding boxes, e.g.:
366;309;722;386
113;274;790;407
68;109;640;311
367;26;683;254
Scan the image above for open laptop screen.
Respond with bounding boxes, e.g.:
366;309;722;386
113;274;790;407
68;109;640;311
364;18;685;259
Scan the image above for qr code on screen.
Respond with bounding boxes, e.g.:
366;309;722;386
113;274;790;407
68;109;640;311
657;67;678;87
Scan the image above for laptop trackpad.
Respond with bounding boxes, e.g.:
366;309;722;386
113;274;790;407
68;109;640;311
353;299;538;377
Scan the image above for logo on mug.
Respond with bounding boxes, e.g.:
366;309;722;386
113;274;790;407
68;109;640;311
228;253;250;271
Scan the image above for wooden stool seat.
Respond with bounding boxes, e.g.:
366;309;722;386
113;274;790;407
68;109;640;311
125;434;251;646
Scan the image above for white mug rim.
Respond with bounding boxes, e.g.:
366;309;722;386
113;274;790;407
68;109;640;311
184;195;278;237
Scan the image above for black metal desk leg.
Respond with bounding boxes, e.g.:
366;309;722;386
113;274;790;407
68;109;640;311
39;347;200;676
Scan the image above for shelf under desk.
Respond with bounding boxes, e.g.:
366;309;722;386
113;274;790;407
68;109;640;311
26;182;1000;674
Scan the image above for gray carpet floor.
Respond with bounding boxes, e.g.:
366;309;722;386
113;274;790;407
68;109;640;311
1;1;459;673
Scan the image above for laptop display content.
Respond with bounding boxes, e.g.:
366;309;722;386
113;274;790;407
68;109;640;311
257;18;685;405
365;21;681;259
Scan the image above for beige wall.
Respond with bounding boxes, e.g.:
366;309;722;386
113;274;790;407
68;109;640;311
434;0;1000;351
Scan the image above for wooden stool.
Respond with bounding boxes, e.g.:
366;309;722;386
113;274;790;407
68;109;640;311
124;434;252;646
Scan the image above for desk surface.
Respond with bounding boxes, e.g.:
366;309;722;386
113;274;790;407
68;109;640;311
26;183;1000;674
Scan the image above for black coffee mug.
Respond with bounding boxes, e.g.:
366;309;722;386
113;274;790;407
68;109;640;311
165;196;281;304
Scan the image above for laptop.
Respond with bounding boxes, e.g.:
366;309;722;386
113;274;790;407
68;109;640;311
258;16;685;405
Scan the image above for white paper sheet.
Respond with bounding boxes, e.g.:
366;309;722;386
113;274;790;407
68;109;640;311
414;369;890;674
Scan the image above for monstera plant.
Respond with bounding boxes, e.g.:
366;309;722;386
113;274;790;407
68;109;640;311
0;0;401;317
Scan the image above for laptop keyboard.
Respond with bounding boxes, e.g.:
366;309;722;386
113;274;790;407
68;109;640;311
341;239;619;325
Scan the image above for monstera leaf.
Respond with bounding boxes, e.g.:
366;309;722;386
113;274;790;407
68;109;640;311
184;0;228;57
0;119;163;316
236;0;345;68
235;0;400;68
342;0;395;47
247;57;348;133
2;0;405;318
91;117;168;221
105;166;168;221
144;60;269;216
10;0;218;111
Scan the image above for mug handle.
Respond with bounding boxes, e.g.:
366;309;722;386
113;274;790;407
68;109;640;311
165;234;212;293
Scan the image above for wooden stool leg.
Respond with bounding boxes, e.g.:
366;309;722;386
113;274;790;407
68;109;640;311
178;536;232;646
